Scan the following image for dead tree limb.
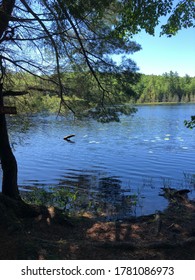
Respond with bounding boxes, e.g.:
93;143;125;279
64;134;75;141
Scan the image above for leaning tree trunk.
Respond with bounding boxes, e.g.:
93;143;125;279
0;0;20;199
0;83;20;199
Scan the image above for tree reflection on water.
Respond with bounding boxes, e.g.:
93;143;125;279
22;171;140;220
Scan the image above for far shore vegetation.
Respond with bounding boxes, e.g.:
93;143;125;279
4;71;195;115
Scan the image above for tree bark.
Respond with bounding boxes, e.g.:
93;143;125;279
0;0;15;39
0;0;19;199
0;83;20;199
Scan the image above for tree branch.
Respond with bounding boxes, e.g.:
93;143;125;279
20;0;64;100
3;90;28;97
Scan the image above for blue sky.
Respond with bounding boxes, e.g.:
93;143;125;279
132;26;195;77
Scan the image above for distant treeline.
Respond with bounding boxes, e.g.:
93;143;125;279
133;71;195;103
4;71;195;115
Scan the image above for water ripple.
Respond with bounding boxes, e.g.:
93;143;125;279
2;105;195;216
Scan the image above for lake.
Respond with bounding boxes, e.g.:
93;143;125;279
1;104;195;218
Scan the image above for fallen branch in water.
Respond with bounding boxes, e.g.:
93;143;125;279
63;134;75;141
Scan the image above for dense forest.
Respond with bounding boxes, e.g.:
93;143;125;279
133;71;195;103
4;71;195;115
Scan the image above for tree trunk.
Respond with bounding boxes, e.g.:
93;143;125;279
0;0;16;39
0;0;20;199
0;83;20;199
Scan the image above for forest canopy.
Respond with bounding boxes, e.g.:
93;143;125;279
1;0;142;122
4;71;195;116
133;72;195;103
1;0;195;121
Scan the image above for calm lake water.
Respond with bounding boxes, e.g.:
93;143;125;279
1;104;195;218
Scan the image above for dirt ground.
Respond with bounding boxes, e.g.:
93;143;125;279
0;193;195;260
